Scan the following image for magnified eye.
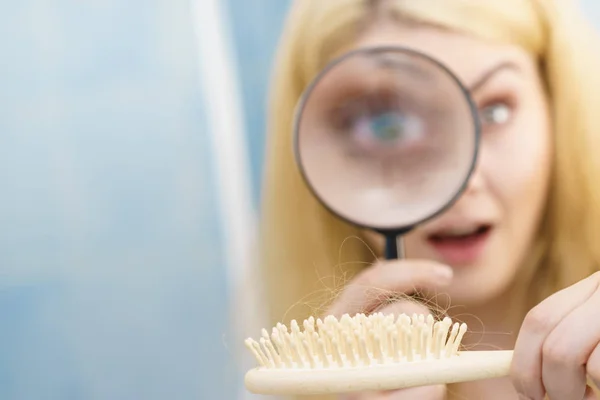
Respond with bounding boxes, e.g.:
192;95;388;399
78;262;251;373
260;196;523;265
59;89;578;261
353;111;424;150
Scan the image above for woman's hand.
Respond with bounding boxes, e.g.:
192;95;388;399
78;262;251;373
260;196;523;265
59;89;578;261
326;258;454;400
510;271;600;399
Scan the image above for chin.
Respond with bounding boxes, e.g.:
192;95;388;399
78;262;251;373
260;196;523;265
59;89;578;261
450;271;514;306
406;227;516;301
430;257;520;310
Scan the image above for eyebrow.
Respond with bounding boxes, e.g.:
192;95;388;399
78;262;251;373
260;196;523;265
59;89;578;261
376;56;520;93
468;61;520;92
374;56;434;81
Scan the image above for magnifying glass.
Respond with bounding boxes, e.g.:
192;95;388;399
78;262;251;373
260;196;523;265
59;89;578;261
293;46;481;260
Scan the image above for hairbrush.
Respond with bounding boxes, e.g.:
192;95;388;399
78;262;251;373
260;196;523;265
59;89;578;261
243;312;513;395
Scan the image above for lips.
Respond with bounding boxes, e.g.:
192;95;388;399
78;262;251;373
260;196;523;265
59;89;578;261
428;225;492;242
426;224;493;265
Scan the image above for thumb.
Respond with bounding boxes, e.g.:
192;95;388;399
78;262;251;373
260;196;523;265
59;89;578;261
328;259;453;318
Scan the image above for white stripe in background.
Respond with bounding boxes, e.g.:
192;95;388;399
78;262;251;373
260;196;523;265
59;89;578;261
190;1;271;399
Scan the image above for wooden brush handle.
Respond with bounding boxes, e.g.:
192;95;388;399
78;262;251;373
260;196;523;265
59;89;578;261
245;350;514;395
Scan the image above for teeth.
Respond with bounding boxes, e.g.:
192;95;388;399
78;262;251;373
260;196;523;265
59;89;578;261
438;226;479;236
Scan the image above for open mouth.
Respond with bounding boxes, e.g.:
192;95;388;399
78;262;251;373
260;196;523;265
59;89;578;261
428;224;492;244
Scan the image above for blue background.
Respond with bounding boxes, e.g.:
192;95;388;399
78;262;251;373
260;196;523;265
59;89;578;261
227;0;292;203
0;0;290;399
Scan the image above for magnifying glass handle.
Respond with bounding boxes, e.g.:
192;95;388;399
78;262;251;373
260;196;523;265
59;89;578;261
384;234;404;260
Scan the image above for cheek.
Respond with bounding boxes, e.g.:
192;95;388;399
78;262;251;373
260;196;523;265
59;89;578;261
485;110;552;226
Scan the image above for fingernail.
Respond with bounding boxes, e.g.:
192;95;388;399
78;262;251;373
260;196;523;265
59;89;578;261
435;266;453;281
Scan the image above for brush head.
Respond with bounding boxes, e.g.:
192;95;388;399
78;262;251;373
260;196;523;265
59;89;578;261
245;312;467;371
243;313;516;395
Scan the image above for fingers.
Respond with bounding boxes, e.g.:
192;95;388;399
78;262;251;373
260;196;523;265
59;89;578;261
511;272;600;400
327;259;453;318
541;288;600;399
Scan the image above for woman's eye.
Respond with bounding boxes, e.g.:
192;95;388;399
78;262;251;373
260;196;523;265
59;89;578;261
350;111;425;149
369;113;411;141
480;102;512;126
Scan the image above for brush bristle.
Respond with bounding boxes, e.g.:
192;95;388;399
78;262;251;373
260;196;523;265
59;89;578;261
245;313;468;370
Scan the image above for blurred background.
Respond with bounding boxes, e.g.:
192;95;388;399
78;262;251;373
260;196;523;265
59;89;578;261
1;1;599;399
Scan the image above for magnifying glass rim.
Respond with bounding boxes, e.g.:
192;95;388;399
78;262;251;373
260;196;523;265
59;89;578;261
292;45;482;233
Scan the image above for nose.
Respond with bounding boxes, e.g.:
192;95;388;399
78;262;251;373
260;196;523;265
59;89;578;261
463;157;485;196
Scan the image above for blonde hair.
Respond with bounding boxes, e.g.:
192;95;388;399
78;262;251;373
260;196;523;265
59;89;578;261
260;0;600;349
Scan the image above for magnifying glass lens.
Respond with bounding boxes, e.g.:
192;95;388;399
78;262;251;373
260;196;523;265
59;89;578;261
295;47;479;233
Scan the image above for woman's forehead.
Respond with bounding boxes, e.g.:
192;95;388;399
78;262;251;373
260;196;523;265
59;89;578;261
351;23;534;88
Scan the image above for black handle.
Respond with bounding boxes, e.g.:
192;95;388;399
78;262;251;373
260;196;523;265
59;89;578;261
385;233;403;259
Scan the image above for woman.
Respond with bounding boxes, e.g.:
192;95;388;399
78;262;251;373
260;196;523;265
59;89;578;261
258;0;600;398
